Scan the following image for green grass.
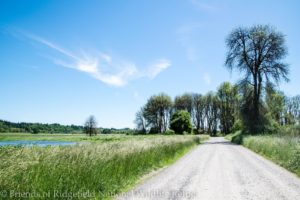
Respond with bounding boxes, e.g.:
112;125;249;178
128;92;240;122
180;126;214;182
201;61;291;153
227;131;300;177
0;133;138;142
0;134;209;199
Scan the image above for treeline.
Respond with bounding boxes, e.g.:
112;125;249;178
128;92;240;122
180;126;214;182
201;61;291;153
0;120;83;134
135;83;300;135
0;119;134;134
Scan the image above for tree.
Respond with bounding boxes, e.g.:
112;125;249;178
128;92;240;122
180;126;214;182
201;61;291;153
170;110;192;134
84;115;98;136
192;94;206;133
143;93;173;133
284;95;300;125
217;82;239;134
204;92;219;136
134;107;147;134
174;93;193;115
225;25;289;133
265;86;285;125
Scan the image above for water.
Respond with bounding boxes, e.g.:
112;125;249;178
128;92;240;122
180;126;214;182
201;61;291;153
0;140;77;147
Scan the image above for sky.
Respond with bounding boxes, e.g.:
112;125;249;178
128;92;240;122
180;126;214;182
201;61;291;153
1;0;300;128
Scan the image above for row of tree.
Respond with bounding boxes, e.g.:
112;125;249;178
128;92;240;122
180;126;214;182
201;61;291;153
0;118;135;135
0;120;83;134
135;83;300;135
135;24;299;135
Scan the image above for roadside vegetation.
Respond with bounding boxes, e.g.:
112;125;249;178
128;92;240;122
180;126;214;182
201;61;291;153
227;127;300;177
0;135;208;200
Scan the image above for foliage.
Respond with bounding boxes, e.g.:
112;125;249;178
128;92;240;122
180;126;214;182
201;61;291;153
217;82;239;134
265;86;285;125
243;135;300;177
84;115;98;136
134;107;146;134
0;120;83;134
0;119;135;135
0;135;207;199
239;84;269;133
225;25;289;133
284;95;300;125
203;92;219;136
170;111;192;134
174;93;193;114
277;125;300;137
192;94;206;133
230;131;244;144
164;129;175;135
228;129;300;177
141;93;173;133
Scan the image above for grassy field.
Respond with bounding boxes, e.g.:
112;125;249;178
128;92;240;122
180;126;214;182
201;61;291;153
0;133;140;142
227;132;300;177
0;134;209;199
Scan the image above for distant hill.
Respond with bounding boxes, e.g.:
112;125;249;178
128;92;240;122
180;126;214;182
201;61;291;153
0;119;134;134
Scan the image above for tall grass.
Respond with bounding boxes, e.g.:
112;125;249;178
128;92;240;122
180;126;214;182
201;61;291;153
243;135;300;177
0;135;208;199
228;131;300;177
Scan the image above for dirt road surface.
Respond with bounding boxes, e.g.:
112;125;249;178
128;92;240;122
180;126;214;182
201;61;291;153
117;137;300;200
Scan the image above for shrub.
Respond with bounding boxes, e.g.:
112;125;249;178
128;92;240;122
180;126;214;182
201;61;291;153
164;130;175;135
231;131;244;144
170;110;192;134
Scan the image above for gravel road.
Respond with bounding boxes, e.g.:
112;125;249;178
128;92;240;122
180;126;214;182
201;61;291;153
117;137;300;200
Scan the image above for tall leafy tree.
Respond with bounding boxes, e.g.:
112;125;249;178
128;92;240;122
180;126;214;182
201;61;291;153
204;92;219;136
265;86;285;125
134;107;147;134
225;25;289;133
217;82;239;134
284;95;300;125
143;93;173;133
174;93;193;114
192;94;206;133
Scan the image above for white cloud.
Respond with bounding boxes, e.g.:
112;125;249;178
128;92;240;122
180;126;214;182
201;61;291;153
176;23;202;62
146;59;171;79
25;33;78;60
190;0;218;12
203;73;211;85
21;33;170;87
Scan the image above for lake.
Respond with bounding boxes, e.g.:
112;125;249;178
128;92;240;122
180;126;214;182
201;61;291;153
0;140;77;147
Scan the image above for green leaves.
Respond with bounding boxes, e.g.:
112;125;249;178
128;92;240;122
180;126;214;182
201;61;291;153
170;110;192;134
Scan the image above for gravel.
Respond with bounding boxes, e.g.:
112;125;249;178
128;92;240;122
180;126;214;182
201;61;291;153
117;137;300;200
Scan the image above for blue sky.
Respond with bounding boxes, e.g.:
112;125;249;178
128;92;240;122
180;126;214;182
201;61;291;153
1;0;299;128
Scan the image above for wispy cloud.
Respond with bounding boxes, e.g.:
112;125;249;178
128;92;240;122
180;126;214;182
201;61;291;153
146;59;171;79
176;23;202;62
18;31;170;87
190;0;219;12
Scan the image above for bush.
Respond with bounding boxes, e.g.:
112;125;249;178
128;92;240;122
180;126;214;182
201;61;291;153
231;131;244;144
183;131;190;135
277;125;300;137
164;130;175;135
170;110;192;134
231;119;242;133
32;128;39;134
